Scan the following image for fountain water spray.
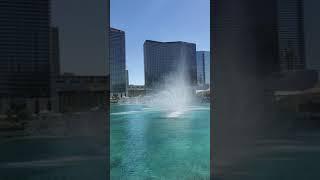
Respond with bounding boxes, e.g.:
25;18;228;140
120;49;197;118
144;56;197;117
150;72;194;117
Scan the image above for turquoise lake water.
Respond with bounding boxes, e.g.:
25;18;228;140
1;104;320;179
110;104;210;179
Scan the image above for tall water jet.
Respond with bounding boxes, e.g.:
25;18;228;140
147;65;195;117
120;61;196;118
139;40;198;117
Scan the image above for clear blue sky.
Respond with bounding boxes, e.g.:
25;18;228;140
111;0;210;85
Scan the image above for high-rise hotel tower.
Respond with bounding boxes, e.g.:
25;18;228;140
110;27;127;97
0;0;51;112
278;0;305;71
144;40;197;89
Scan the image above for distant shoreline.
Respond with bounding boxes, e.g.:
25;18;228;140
0;110;107;140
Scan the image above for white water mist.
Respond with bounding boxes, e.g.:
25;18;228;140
149;70;194;117
120;52;196;118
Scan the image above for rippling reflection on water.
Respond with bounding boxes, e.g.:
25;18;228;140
215;113;320;180
0;109;108;179
110;104;210;179
0;136;106;180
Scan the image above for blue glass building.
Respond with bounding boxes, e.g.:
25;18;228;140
196;51;210;87
110;28;127;97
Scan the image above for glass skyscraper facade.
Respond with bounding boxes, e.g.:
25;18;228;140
110;27;127;97
49;27;60;77
196;51;210;87
144;40;197;89
0;0;51;98
278;0;305;71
